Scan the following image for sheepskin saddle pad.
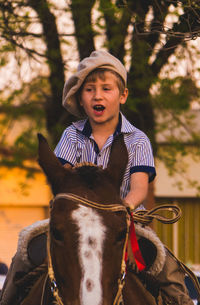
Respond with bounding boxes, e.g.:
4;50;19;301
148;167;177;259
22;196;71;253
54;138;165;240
17;219;166;276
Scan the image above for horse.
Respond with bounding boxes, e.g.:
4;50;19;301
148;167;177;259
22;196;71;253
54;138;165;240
1;133;158;305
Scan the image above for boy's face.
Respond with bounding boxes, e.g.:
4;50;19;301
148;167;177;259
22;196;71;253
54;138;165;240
80;71;128;128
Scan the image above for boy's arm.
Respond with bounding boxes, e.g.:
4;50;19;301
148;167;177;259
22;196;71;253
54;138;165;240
123;172;149;210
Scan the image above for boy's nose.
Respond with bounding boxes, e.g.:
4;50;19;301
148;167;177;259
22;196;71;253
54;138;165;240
93;88;102;100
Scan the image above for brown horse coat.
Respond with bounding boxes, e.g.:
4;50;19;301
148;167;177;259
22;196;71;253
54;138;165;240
1;218;165;305
0;133;193;305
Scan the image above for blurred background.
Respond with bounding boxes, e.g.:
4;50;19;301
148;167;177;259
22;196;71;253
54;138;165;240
0;0;200;285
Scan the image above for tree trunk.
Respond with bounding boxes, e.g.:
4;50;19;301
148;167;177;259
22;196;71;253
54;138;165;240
70;0;96;60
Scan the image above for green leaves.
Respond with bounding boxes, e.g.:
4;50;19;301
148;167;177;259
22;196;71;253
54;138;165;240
0;0;200;194
152;77;198;111
0;76;48;172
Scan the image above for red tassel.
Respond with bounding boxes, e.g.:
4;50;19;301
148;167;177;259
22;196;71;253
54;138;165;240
128;214;146;271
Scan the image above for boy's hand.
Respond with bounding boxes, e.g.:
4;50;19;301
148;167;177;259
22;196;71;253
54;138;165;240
123;200;135;212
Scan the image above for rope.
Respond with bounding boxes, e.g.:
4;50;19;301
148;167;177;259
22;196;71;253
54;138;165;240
54;194;182;225
49;192;129;305
47;233;64;305
53;193;127;212
130;204;200;302
113;217;130;305
50;193;183;305
129;204;182;225
40;273;49;305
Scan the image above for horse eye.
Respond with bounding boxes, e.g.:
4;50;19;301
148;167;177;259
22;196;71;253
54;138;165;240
49;200;54;209
51;227;64;242
116;229;127;242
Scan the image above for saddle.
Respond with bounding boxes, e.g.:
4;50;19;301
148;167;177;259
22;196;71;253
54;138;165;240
21;220;165;275
1;219;198;305
22;221;168;303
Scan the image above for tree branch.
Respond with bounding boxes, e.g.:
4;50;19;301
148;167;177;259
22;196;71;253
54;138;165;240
70;0;96;60
100;0;132;60
27;0;68;144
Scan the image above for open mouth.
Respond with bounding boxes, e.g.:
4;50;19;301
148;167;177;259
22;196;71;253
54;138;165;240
93;105;105;112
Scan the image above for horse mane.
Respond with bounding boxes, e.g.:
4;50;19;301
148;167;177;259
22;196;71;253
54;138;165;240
74;163;103;189
73;162;99;169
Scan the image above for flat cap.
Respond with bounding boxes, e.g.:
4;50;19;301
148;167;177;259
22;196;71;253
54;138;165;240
62;50;127;117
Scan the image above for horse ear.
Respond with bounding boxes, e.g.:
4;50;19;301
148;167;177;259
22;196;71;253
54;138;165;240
106;134;128;190
37;133;67;187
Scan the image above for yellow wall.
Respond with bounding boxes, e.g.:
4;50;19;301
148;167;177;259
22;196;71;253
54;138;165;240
0;166;51;267
1;152;200;267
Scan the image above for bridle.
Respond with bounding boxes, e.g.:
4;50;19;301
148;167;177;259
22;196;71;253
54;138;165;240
46;192;130;305
45;193;183;305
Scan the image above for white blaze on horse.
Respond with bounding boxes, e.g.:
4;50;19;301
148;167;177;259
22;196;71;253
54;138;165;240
1;134;168;305
71;205;106;305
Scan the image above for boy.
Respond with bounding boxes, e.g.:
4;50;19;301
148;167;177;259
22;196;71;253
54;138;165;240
54;50;156;211
0;51;193;305
54;50;193;305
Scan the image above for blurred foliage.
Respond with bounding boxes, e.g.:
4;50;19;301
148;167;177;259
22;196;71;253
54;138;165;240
0;0;200;192
0;76;49;174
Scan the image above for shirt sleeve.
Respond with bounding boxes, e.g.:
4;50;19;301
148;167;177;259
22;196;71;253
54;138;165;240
129;136;156;182
54;128;77;165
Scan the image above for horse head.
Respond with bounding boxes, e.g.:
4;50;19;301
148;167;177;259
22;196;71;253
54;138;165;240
38;133;129;305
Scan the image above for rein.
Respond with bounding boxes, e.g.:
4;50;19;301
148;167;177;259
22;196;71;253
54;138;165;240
47;234;64;305
46;193;183;305
131;204;182;225
53;193;128;212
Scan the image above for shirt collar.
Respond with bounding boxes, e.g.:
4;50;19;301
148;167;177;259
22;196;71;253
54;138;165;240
120;112;138;133
72;112;136;137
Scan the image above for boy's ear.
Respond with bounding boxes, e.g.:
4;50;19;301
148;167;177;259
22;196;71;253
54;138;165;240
119;88;128;105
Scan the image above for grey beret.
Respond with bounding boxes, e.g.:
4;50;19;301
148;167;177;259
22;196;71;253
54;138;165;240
62;50;127;117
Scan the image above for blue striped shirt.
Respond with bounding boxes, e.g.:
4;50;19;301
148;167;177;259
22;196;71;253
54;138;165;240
54;113;156;200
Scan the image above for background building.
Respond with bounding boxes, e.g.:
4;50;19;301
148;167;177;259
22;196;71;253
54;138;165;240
0;111;199;268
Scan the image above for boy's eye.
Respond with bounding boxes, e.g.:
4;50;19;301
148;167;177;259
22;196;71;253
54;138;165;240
103;87;110;91
85;87;92;91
